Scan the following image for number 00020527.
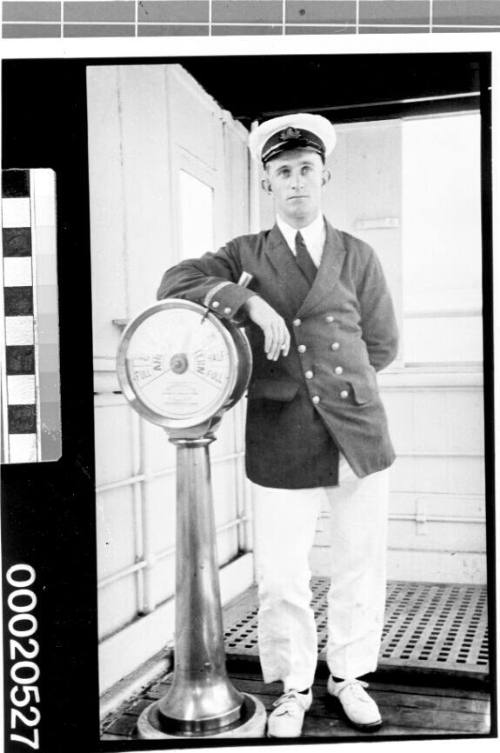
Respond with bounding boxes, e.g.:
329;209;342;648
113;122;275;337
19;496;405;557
6;564;41;750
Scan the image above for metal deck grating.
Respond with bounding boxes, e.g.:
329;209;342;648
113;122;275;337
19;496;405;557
224;578;489;677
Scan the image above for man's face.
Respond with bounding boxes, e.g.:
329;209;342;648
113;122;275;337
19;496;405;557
263;149;329;228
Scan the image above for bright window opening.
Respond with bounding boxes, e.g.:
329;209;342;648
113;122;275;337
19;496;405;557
179;169;214;260
401;112;482;367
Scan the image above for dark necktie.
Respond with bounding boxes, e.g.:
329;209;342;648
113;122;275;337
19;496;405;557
295;231;317;286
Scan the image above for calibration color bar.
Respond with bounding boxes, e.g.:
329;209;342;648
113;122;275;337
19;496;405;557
1;169;61;464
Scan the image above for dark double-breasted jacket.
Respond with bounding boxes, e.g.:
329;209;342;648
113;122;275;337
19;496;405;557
157;219;399;489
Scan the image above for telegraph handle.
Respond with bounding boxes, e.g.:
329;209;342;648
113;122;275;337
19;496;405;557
237;271;253;288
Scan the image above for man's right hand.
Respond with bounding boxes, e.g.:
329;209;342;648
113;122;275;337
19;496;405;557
245;295;290;361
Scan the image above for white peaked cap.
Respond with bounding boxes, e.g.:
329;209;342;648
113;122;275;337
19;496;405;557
248;112;336;164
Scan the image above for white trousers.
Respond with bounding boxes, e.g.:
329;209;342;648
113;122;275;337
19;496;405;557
252;456;389;691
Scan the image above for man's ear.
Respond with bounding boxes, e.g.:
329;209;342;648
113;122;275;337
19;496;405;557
322;169;332;186
261;178;272;194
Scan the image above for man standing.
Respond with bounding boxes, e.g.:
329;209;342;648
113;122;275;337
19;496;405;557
158;113;398;737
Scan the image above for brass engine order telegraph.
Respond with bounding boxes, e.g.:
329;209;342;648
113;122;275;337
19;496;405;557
116;277;266;738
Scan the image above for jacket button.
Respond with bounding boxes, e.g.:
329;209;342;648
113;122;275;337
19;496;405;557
340;390;349;399
293;318;302;327
312;395;320;405
224;307;231;314
331;342;340;351
212;301;220;308
305;370;314;379
326;315;335;323
335;366;343;375
298;344;307;353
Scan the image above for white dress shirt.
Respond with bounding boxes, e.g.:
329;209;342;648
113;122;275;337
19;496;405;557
276;213;326;269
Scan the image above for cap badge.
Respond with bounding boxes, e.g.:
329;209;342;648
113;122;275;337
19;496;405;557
279;127;302;141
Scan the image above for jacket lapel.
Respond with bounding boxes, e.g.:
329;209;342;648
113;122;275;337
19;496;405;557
263;225;311;317
297;220;347;317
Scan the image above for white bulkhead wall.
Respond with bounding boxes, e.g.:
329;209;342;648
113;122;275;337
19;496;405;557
87;64;252;694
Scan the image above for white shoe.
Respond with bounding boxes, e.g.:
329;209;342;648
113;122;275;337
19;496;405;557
267;689;313;737
327;677;382;731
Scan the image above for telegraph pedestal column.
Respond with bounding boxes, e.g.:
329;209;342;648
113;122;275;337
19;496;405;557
117;292;266;738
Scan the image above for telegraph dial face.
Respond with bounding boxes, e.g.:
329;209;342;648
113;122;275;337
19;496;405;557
117;300;240;429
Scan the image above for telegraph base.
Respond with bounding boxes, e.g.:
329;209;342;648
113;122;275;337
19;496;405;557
136;693;267;739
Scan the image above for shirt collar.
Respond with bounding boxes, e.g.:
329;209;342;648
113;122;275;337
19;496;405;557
276;213;324;253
